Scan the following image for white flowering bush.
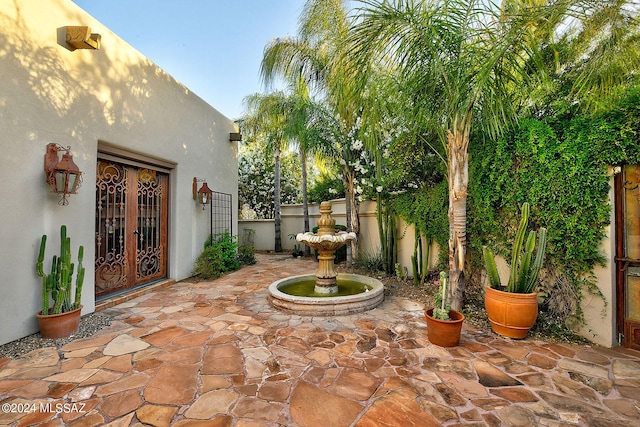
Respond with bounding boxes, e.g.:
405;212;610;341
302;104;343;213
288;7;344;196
238;143;302;219
308;172;344;203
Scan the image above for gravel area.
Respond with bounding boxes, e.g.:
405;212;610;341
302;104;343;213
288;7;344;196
0;312;113;359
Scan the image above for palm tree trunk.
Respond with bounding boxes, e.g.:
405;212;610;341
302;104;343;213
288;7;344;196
350;186;360;261
343;166;353;266
447;128;469;311
274;145;282;252
300;148;311;257
342;166;359;265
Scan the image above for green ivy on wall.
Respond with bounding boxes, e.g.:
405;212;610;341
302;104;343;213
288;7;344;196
468;117;612;327
467;86;640;329
390;180;450;268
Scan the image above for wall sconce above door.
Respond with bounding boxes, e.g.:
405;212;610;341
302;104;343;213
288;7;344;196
44;143;83;205
65;26;101;50
193;177;213;210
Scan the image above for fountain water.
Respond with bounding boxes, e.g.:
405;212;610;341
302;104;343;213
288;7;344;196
268;201;384;315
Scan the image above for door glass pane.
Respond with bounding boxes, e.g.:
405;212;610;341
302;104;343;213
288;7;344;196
624;165;640;325
95;161;128;296
627;268;640;321
136;168;165;282
624;165;640;260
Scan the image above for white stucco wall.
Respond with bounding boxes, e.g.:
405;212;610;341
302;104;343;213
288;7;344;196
0;0;238;345
577;177;617;347
239;199;437;269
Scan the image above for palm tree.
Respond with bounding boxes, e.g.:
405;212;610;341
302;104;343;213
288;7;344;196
540;0;640;112
283;80;318;257
240;91;294;252
344;0;605;310
260;0;364;264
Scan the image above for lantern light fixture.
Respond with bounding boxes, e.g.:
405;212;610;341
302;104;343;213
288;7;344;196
44;143;83;206
193;177;213;210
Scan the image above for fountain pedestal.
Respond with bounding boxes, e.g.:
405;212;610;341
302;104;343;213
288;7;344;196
315;251;338;293
297;201;356;294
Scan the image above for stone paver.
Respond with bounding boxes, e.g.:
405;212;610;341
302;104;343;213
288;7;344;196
0;253;639;426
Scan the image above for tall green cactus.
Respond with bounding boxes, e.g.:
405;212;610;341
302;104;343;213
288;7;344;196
74;245;85;309
36;225;85;315
483;202;547;294
433;271;451;320
36;235;49;315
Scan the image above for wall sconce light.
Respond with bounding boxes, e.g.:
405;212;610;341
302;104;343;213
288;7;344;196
65;26;101;50
192;177;213;210
44;143;83;206
229;132;242;142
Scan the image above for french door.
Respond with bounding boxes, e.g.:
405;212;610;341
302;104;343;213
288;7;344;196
615;164;640;349
95;158;169;299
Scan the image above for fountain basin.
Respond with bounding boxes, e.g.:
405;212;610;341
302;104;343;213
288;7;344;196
268;273;384;316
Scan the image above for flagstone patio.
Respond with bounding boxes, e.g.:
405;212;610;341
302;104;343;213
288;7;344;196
1;253;639;426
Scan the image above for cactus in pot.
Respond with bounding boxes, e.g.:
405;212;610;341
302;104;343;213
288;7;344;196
36;225;85;315
433;271;451;320
483;202;547;294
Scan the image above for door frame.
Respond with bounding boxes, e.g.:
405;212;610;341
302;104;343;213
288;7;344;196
96;142;175;299
615;169;626;344
614;164;640;349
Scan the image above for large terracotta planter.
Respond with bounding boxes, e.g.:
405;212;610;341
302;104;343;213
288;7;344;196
424;308;465;347
36;305;82;339
485;287;537;339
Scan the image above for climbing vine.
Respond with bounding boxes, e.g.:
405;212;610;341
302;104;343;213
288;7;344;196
468;118;610;327
390;181;449;268
467;86;640;328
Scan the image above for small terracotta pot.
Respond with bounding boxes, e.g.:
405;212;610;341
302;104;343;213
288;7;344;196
36;305;82;339
424;308;465;347
485;286;538;339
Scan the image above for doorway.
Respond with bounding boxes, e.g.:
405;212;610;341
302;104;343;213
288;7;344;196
95;157;169;299
615;164;640;349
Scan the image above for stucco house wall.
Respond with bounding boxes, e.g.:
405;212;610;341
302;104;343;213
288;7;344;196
0;0;238;345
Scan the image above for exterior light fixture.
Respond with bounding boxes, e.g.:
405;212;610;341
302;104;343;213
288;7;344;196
44;143;83;206
229;132;242;142
65;26;101;50
193;177;213;210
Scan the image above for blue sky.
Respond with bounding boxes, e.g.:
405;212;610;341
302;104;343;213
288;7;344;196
71;1;303;120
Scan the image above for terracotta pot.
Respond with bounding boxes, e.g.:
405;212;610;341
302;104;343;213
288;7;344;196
424;308;465;347
485;286;537;339
36;305;82;339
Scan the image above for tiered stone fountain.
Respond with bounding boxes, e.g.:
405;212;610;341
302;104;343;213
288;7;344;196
268;201;384;315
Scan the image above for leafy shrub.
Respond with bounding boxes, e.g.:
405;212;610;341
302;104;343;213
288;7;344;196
390;181;449;268
308;174;345;203
204;232;241;272
238;143;302;218
468;118;610;327
237;244;257;265
193;245;225;280
355;250;385;272
193;232;242;279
